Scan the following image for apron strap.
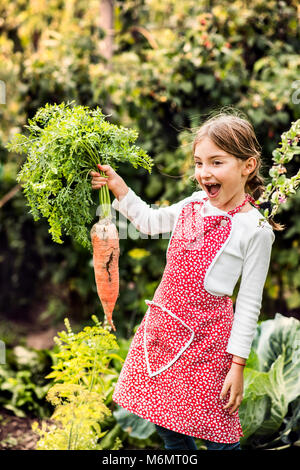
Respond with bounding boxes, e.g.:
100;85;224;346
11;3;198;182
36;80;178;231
245;193;260;208
202;193;260;216
228;193;260;216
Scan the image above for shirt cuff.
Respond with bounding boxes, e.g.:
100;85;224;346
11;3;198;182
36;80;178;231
112;187;133;212
225;343;250;360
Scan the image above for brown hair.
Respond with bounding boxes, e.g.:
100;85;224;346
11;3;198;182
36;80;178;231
191;109;285;231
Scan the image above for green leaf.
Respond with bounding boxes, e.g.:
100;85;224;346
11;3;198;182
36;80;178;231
241;314;300;441
113;405;156;439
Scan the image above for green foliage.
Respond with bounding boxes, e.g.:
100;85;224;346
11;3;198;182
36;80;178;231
258;120;300;220
239;314;300;448
0;346;53;418
113;405;156;439
33;315;124;450
6;101;153;251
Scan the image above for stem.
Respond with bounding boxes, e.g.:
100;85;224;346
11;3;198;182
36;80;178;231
0;184;21;208
81;141;112;219
99;184;111;219
70;340;100;450
68;419;74;450
81;140;99;168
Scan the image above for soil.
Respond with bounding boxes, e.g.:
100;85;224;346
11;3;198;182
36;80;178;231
0;408;54;450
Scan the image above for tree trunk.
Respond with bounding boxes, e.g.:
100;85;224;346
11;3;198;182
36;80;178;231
97;0;114;115
98;0;114;68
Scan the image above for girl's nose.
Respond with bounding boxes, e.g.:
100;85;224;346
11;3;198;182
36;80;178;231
200;166;212;178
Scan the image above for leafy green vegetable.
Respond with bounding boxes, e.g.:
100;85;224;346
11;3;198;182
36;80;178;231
239;313;300;445
6;101;153;251
113;405;156;439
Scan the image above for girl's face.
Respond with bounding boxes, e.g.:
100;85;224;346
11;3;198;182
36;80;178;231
194;136;257;211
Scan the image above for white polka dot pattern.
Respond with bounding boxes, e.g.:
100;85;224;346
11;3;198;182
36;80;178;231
112;195;255;443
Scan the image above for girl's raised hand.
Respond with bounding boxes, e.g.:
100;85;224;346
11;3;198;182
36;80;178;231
90;164;129;201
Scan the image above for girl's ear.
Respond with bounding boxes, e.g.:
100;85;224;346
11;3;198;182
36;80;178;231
242;157;257;175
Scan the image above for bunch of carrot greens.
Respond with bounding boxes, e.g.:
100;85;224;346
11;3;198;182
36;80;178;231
7;101;154;330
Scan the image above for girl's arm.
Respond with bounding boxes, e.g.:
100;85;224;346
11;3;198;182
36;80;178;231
232;355;246;365
91;164;203;235
112;187;202;236
221;225;274;416
225;223;275;359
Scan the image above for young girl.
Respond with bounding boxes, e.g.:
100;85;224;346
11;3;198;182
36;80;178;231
90;112;280;451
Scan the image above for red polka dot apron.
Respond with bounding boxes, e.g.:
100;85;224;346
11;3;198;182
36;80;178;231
112;194;256;443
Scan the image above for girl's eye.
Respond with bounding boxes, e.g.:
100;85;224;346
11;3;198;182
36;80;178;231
195;161;222;166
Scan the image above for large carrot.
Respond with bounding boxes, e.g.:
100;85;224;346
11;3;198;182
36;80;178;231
90;216;119;331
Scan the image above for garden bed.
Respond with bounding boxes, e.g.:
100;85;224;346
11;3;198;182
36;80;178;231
0;408;54;450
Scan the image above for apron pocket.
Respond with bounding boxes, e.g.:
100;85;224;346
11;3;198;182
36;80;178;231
144;300;194;378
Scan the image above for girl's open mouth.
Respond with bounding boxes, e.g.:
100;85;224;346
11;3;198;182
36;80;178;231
204;183;221;198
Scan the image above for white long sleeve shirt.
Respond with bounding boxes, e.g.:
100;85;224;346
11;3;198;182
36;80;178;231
112;187;275;359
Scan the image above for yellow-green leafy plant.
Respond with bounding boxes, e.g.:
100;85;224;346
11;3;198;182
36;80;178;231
32;315;124;450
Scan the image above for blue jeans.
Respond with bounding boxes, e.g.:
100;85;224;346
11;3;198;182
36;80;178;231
155;424;241;450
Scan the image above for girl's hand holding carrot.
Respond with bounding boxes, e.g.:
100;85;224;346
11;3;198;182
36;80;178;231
90;164;129;201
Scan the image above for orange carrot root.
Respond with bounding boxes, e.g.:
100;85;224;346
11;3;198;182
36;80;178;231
91;217;120;331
